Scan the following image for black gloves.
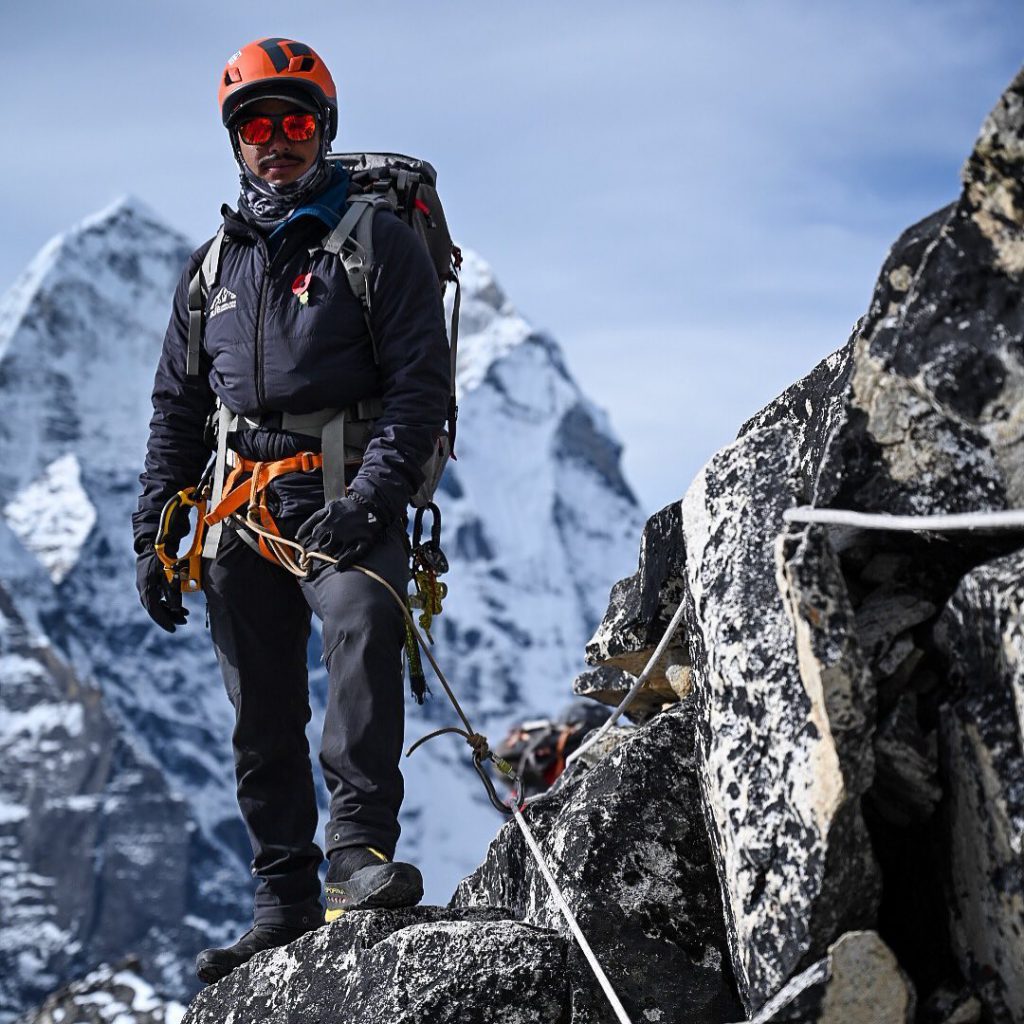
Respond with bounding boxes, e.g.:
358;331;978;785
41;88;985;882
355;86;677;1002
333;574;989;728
296;494;385;573
136;549;189;633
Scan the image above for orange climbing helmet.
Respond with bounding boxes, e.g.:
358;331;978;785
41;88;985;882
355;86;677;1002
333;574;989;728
219;38;338;140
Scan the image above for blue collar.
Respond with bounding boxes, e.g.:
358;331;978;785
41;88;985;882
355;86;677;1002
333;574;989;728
268;165;351;244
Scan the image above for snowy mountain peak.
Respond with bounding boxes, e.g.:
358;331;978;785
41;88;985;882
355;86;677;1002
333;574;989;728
0;196;193;501
450;248;537;395
74;194;167;234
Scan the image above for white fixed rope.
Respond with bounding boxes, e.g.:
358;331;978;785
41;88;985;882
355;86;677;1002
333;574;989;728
511;804;635;1024
784;506;1024;532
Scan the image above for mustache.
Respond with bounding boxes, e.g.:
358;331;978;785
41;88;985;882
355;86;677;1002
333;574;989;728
258;153;302;170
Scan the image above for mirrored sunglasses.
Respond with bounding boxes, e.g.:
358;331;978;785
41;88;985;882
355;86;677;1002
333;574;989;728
235;111;318;146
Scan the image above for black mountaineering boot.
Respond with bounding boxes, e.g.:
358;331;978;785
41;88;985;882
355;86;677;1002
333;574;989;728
195;918;319;984
324;846;424;922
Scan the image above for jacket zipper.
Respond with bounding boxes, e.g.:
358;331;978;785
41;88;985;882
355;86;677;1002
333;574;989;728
254;237;272;409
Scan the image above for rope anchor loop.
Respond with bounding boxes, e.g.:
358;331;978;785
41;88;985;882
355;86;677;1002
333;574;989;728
406;725;523;814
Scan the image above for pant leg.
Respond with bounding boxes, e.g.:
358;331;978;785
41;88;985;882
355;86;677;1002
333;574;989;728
203;525;323;926
299;520;411;861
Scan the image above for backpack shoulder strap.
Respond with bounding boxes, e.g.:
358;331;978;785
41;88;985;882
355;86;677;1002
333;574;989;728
322;195;395;362
186;227;226;377
447;273;460;452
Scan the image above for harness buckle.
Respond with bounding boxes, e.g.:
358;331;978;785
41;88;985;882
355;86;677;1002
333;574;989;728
297;451;320;473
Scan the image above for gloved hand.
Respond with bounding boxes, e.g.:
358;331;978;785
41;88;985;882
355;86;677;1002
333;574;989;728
136;549;189;633
296;494;385;573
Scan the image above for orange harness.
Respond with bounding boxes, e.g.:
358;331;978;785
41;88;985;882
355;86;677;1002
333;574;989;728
203;451;360;568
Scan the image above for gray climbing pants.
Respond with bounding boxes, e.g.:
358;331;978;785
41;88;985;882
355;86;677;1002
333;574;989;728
203;517;410;926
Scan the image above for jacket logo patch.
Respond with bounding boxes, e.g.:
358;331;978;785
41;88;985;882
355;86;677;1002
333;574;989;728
209;287;237;320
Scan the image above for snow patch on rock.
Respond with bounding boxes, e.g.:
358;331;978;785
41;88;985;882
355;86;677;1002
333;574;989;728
4;453;96;582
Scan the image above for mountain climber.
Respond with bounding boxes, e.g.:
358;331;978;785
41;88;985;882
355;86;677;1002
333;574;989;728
495;701;609;797
132;39;451;983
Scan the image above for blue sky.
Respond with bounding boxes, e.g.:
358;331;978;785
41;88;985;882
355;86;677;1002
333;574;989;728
3;1;1022;513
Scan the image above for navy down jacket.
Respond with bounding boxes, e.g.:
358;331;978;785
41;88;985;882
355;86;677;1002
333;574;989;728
133;187;452;553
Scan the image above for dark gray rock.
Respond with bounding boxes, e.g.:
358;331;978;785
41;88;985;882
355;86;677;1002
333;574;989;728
682;433;881;1011
934;550;1024;1023
12;958;184;1024
920;985;984;1024
854;588;936;677
181;907;568;1024
585;502;689;696
454;704;743;1023
741;931;914;1023
870;694;943;826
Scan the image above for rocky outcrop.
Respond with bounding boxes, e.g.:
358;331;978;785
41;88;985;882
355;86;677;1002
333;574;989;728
181;908;568;1024
667;66;1024;1017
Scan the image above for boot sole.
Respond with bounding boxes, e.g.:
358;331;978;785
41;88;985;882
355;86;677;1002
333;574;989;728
324;862;423;921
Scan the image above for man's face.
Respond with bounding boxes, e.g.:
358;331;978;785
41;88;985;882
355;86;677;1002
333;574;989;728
234;98;321;186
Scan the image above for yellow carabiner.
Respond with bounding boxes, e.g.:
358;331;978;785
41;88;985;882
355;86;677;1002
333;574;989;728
155;487;208;593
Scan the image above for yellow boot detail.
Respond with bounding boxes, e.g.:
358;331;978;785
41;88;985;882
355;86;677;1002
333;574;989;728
324;883;346;922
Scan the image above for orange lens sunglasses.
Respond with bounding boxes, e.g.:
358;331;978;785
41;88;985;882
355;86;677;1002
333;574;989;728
236;112;318;146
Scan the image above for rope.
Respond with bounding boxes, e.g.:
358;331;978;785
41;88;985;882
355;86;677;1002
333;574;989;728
784;505;1024;532
511;804;634;1024
231;510;638;1020
565;598;689;769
